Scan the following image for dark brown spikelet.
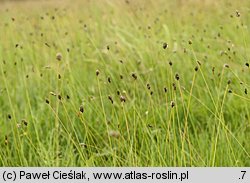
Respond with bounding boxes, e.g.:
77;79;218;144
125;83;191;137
45;98;50;105
236;10;240;17
227;80;231;85
188;40;192;45
228;89;233;93
194;66;199;72
120;95;126;102
173;83;176;91
117;90;120;95
197;60;201;66
224;64;229;68
22;119;28;126
79;105;84;113
212;67;215;75
246;63;249;67
79;143;87;148
164;87;168;93
146;83;151;90
170;101;175;108
169;61;173;66
107;45;110;50
50;92;56;96
107;77;111;83
163;42;168;49
150;91;153;95
66;95;70;99
175;73;180;81
58;74;61;79
147;124;153;128
7;114;11;120
58;95;62;100
5;135;8;145
120;75;123;79
108;95;114;104
131;73;137;80
56;53;62;61
45;43;50;47
245;88;248;95
96;69;100;76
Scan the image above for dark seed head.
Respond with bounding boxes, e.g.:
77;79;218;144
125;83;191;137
45;98;50;104
80;143;87;148
107;77;111;83
170;101;175;108
150;91;153;95
7;114;11;119
120;75;123;79
188;40;192;45
224;64;229;68
108;95;114;104
146;83;151;90
131;73;137;80
173;83;176;91
50;92;57;96
169;61;173;66
227;80;231;85
120;95;126;102
96;69;100;76
58;95;62;100
5;135;8;145
175;73;180;81
246;63;249;67
147;124;153;128
236;10;240;17
194;66;199;71
228;89;233;93
212;67;215;74
56;53;62;61
164;87;167;93
245;88;248;95
22;119;28;126
163;42;168;49
117;90;120;95
66;95;70;99
79;105;84;113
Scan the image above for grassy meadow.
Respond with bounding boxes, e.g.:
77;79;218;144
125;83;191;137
0;0;249;166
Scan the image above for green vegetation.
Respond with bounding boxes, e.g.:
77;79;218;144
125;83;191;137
0;0;249;166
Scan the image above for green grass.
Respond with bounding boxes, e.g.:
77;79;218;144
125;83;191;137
0;0;249;166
